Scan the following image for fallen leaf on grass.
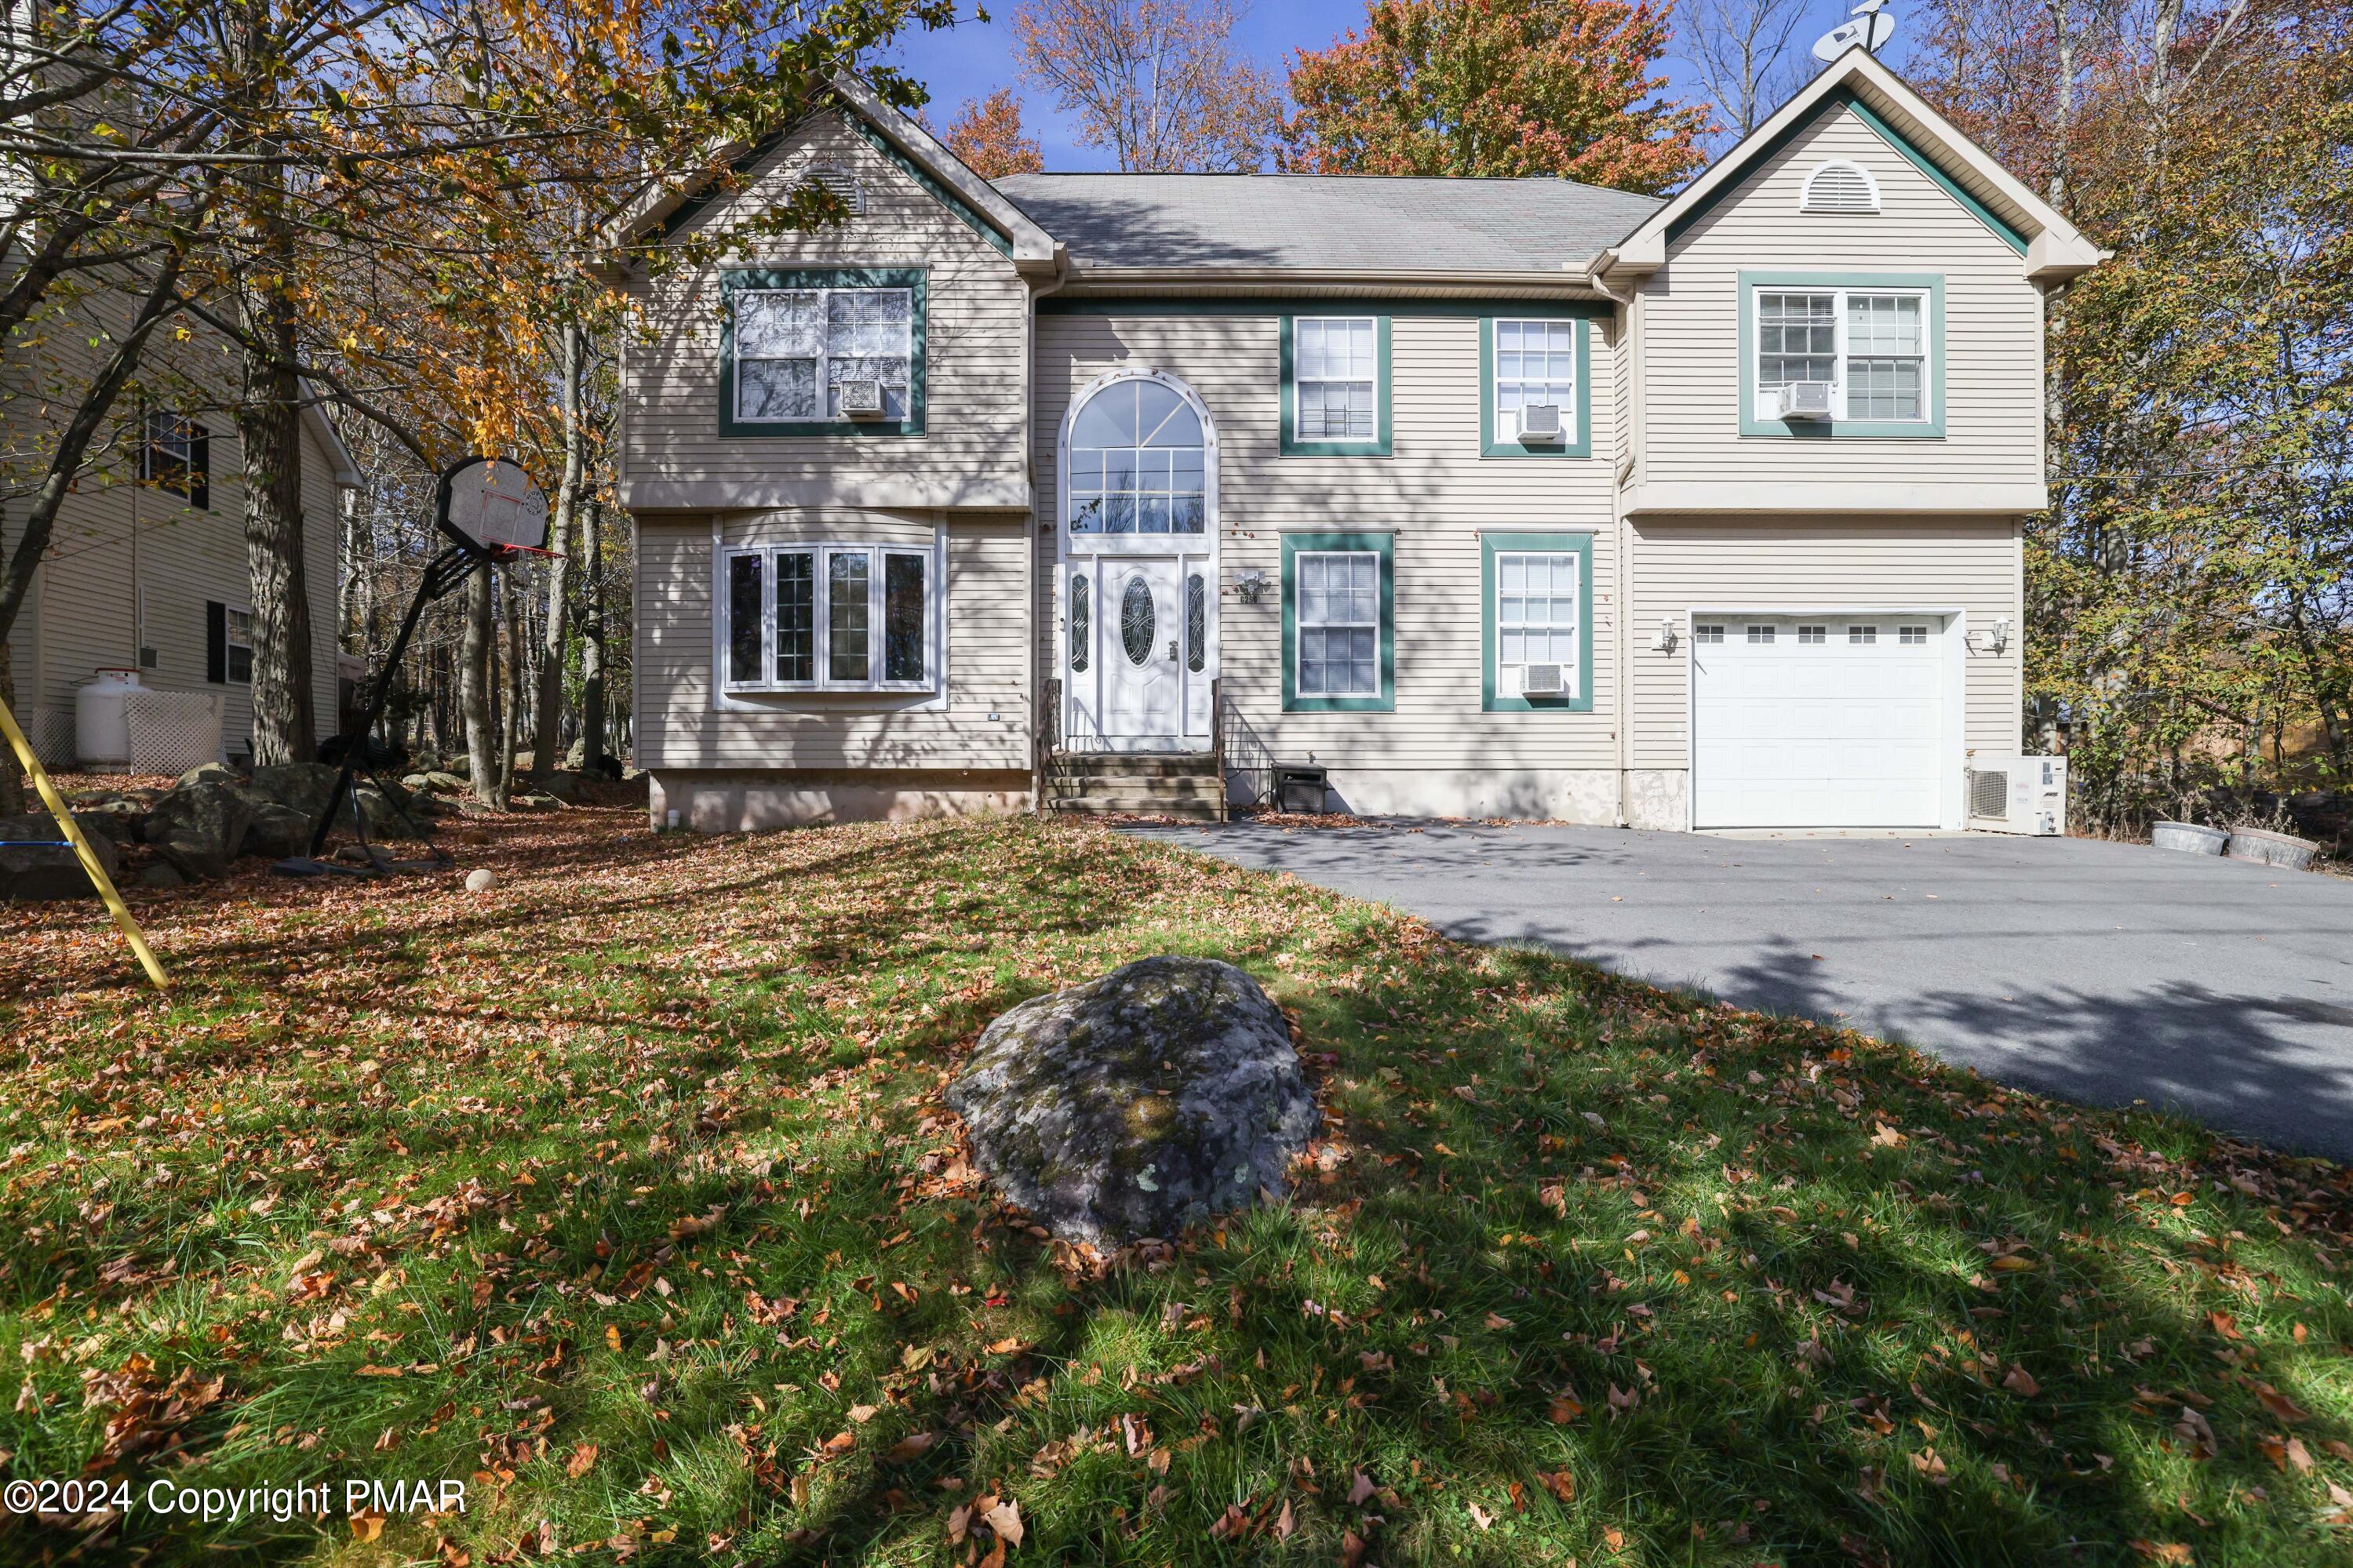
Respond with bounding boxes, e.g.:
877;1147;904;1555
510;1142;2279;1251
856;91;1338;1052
1468;1501;1495;1530
565;1442;598;1478
2130;1544;2193;1565
2002;1365;2040;1398
847;1403;880;1424
2254;1384;2312;1424
884;1432;938;1462
1348;1470;1376;1506
1537;1468;1576;1502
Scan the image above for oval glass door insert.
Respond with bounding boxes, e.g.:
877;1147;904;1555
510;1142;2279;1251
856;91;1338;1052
1120;576;1156;665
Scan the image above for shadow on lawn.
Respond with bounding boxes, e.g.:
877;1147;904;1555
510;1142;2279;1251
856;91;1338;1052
7;820;2352;1566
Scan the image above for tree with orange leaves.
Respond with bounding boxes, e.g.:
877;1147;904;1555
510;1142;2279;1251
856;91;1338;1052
944;88;1046;176
1284;0;1710;191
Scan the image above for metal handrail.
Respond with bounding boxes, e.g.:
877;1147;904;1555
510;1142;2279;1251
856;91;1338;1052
1209;675;1227;823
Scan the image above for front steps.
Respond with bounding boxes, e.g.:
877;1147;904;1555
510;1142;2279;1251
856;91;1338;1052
1044;753;1226;821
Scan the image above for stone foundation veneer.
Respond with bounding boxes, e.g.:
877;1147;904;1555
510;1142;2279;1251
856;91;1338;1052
648;769;1031;831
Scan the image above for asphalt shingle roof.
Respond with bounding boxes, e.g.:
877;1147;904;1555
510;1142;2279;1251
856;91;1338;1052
990;173;1663;274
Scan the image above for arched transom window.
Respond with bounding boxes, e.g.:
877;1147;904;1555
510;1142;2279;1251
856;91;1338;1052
1068;379;1205;535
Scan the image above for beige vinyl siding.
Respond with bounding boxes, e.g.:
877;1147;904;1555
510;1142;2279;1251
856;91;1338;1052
621;112;1030;511
1640;106;2044;493
1626;518;2023;769
8;381;341;766
634;510;1030;773
1034;310;1620;774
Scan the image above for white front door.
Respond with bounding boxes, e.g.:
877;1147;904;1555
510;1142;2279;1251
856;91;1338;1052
1692;613;1949;829
1099;558;1183;748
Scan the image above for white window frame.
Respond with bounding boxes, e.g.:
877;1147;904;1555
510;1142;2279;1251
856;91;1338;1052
1293;549;1381;700
1292;316;1380;443
731;285;913;426
1492;550;1583;698
1491;318;1579;442
1751;284;1932;425
224;603;253;686
715;537;939;698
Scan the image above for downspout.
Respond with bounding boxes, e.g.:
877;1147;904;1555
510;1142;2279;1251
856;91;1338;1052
1586;257;1637;829
1024;245;1071;815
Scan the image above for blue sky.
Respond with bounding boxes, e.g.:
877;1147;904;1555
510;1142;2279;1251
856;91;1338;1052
877;0;1910;170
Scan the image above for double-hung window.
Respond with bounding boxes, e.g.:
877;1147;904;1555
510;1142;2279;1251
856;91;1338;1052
1283;533;1392;710
1492;319;1577;442
720;541;934;694
1481;533;1592;711
143;412;210;508
723;270;925;435
1747;275;1938;431
1282;316;1388;453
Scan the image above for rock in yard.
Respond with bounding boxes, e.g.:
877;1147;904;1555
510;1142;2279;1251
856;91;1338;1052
946;955;1316;1250
176;762;239;789
464;868;497;893
136;861;185;890
243;801;315;861
246;762;342;821
142;781;252;881
0;817;118;900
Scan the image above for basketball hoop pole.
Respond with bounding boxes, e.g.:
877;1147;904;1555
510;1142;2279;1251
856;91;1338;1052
304;543;485;860
298;453;548;867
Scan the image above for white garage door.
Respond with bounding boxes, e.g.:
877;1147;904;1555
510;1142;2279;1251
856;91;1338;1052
1692;614;1947;829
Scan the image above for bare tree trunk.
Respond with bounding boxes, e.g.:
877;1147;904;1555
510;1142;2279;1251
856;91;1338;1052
580;500;606;773
462;563;501;806
0;636;20;817
530;319;584;780
499;566;523;803
235;199;318;766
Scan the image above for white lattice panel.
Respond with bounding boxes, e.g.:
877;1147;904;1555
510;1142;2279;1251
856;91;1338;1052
126;690;226;775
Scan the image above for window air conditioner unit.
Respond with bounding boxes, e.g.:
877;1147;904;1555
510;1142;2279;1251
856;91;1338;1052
1773;381;1834;420
1518;403;1565;442
1965;755;2067;835
837;380;884;417
1518;663;1566;696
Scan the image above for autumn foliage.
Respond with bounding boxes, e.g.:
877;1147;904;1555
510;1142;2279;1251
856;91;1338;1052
942;87;1045;176
1283;0;1710;190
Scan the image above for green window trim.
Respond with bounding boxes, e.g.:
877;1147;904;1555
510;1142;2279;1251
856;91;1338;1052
1481;533;1594;713
1480;315;1592;458
1281;531;1394;713
1280;315;1391;456
718;266;927;438
1737;270;1945;439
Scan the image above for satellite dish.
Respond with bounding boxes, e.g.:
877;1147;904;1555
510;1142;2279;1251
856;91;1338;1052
435;456;550;557
1813;0;1898;61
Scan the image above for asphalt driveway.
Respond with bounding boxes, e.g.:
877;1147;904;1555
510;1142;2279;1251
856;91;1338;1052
1125;822;2353;1162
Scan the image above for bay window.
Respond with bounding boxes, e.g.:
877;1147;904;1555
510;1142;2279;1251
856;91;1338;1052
719;541;935;693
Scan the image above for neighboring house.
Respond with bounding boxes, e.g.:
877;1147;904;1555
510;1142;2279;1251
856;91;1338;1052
3;366;359;770
610;49;2105;833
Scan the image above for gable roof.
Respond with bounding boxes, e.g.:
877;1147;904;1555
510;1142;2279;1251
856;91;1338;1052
992;173;1660;283
1596;46;2107;284
606;74;1057;269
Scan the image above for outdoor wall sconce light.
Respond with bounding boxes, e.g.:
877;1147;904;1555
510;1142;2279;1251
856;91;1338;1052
1234;568;1272;604
1652;617;1681;653
1968;617;2012;655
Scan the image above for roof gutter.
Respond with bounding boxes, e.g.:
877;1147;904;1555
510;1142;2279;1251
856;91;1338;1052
1055;264;1615;297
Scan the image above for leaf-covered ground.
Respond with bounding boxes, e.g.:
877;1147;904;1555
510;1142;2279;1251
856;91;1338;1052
2;807;2351;1567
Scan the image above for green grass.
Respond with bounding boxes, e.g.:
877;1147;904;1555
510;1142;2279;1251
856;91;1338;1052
2;809;2351;1566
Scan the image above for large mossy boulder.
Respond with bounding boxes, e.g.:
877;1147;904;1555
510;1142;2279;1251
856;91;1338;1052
946;955;1317;1249
0;815;118;900
142;781;251;881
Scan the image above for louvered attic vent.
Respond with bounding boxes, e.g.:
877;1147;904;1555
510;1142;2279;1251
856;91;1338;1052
801;164;864;216
1801;160;1880;213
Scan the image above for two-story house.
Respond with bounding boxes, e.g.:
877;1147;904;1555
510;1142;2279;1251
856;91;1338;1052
611;49;2103;833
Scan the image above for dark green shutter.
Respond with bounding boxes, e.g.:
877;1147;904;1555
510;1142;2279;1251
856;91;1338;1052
206;601;226;683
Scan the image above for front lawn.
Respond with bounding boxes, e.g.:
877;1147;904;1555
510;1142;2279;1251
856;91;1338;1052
4;809;2351;1566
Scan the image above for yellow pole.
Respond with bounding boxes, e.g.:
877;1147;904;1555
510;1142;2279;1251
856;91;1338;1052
0;698;169;992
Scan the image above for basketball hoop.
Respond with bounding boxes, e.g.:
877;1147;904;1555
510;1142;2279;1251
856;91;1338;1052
436;455;551;558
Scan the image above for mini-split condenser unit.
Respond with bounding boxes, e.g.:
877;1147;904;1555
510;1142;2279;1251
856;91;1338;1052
1518;403;1565;442
1773;381;1835;420
837;379;884;417
1518;663;1566;697
1966;755;2067;835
